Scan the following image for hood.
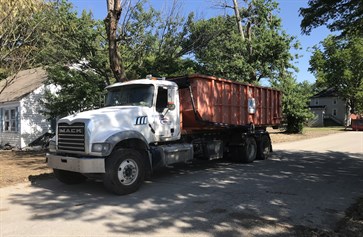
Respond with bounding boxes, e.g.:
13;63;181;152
59;106;151;142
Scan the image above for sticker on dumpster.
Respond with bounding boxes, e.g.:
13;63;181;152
248;98;256;114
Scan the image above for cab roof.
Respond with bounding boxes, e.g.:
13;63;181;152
106;79;177;90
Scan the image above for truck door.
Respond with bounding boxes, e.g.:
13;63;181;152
154;86;180;141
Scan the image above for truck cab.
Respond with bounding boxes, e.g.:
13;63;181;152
105;78;181;143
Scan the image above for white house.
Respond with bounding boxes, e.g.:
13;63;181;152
0;67;52;148
309;88;348;127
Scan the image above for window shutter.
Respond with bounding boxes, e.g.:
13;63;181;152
0;108;2;132
16;107;19;133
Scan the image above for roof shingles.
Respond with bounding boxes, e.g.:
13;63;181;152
0;67;47;103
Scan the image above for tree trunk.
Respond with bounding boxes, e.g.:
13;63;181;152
232;0;245;41
104;0;127;82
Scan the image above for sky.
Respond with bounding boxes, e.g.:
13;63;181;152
69;0;333;84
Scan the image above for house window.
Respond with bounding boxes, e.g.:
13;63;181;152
333;108;337;116
315;99;319;105
333;98;337;105
3;108;18;132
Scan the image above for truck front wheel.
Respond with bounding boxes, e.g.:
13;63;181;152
103;148;145;195
53;169;87;184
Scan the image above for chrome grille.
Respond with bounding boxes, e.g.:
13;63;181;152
57;122;85;152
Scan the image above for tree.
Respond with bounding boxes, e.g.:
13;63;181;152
184;0;298;83
0;0;46;82
300;0;363;36
1;0;111;87
230;0;245;40
111;0;196;79
103;0;192;81
309;35;363;114
41;0;193;119
104;0;125;82
0;0;111;118
36;1;110;119
116;0;160;79
273;76;314;133
138;0;197;77
35;3;102;62
43;66;106;119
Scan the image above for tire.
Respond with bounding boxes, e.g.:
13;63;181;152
103;148;145;195
256;135;271;160
53;169;87;184
240;137;257;163
230;137;257;163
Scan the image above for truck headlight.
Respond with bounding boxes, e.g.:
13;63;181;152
92;143;110;153
48;140;56;153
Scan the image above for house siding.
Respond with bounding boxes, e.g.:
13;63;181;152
309;96;347;126
0;68;54;148
309;107;325;127
20;85;51;148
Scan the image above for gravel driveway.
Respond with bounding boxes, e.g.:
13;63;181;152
1;132;362;237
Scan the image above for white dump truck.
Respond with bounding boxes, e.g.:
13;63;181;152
47;74;282;195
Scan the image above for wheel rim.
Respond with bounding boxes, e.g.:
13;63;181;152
262;138;271;158
117;159;139;186
263;143;270;156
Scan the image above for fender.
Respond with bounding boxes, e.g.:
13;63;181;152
105;130;151;166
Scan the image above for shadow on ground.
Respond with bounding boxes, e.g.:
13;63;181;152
7;150;363;237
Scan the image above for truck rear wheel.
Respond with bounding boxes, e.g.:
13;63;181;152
53;169;87;184
103;148;145;195
229;137;257;163
240;137;257;163
256;135;271;160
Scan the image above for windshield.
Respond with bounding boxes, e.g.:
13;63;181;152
105;84;154;107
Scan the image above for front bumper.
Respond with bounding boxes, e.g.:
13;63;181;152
46;154;105;173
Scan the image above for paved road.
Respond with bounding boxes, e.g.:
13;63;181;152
1;132;363;237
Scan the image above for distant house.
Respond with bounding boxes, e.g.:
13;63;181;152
0;68;52;148
309;88;348;127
